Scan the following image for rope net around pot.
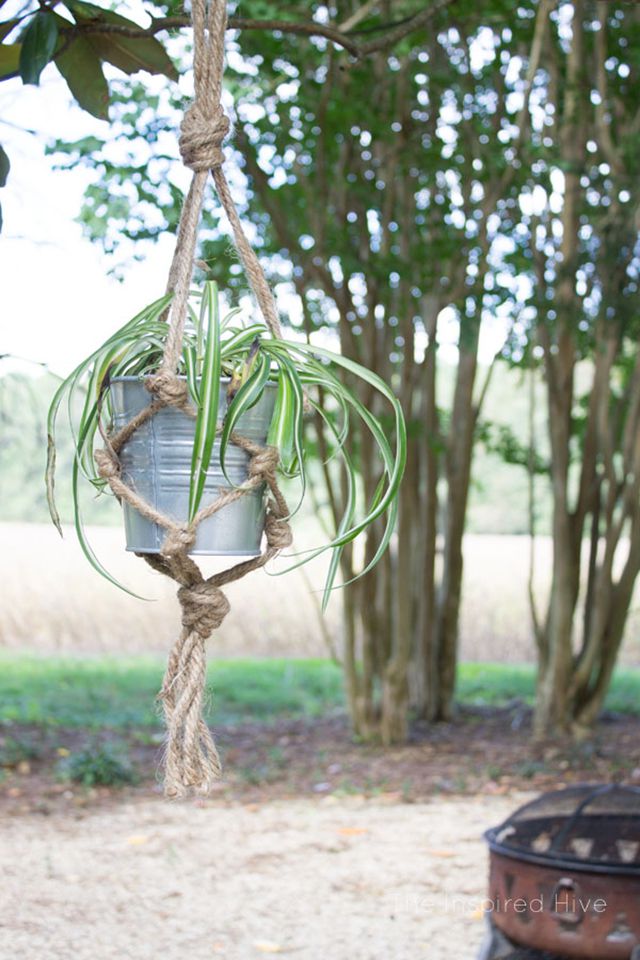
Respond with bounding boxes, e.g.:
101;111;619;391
94;0;292;799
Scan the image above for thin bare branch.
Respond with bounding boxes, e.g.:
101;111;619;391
358;0;457;55
338;0;381;33
67;15;361;56
51;1;458;60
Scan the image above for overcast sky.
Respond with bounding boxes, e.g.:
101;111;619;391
1;60;179;377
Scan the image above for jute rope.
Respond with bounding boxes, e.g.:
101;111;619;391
94;0;293;798
161;0;283;370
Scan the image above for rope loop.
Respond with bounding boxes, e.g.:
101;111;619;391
264;508;293;550
161;525;197;558
94;447;120;480
247;445;280;480
146;370;191;410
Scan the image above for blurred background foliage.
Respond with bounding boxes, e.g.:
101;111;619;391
2;0;640;743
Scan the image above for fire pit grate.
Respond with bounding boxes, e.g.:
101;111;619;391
488;783;640;875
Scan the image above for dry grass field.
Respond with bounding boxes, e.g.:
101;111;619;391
2;522;640;664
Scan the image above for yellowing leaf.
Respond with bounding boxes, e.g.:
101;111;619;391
253;941;282;954
0;42;20;79
126;834;150;846
0;19;19;42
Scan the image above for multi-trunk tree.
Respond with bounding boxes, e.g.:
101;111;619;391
510;0;640;736
217;6;536;741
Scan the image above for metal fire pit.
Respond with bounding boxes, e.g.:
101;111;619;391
483;784;640;959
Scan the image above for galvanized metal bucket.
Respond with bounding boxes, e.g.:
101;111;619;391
109;376;277;556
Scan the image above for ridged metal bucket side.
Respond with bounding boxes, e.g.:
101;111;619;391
109;376;277;556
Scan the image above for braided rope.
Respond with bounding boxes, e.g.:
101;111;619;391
93;0;294;797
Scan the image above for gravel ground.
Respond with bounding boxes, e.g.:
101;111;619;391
0;792;528;960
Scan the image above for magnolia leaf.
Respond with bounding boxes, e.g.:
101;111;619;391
0;143;9;186
54;29;109;120
0;42;20;79
65;0;177;80
88;34;177;80
0;18;19;42
64;0;117;21
19;11;58;85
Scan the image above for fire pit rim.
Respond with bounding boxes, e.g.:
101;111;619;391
484;782;640;878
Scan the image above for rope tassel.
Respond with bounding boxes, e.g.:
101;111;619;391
154;581;231;798
158;626;222;798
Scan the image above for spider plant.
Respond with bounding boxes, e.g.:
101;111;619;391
46;281;406;607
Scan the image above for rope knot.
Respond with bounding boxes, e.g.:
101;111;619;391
179;102;230;172
161;525;196;558
178;581;230;637
248;446;280;480
264;510;293;550
146;370;191;410
94;447;120;480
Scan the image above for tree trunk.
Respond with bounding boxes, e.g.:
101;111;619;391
433;328;480;720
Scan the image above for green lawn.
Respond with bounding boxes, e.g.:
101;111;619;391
0;654;638;729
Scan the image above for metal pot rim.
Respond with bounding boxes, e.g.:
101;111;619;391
110;374;277;387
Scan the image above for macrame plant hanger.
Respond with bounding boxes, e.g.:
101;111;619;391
95;0;292;799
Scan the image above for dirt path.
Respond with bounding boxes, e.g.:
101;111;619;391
0;792;528;960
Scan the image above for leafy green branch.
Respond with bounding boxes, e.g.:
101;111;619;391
476;418;549;475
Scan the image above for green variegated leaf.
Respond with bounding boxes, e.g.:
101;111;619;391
219;353;271;485
189;281;222;520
